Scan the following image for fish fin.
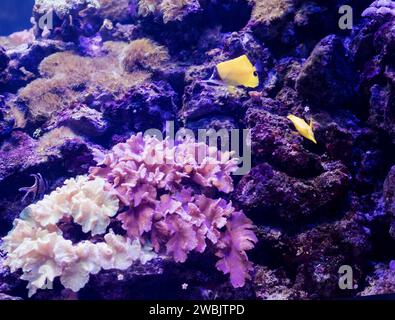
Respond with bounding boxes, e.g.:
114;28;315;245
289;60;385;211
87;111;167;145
208;72;216;81
309;120;317;143
209;67;221;81
204;79;223;86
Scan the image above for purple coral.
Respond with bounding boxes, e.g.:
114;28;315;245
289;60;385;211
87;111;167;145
362;0;395;17
215;211;257;288
89;133;257;287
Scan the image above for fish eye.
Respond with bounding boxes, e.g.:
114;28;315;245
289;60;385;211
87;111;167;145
253;71;258;77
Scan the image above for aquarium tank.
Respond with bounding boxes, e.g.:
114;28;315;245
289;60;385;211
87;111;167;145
0;0;395;303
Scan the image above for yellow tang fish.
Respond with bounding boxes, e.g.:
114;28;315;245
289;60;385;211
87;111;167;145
287;114;317;144
216;55;259;89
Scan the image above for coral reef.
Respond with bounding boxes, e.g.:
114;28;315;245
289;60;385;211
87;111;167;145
1;0;395;301
358;263;395;296
97;0;133;22
2;133;257;296
35;127;77;157
249;0;294;25
235;162;350;222
137;0;161;17
383;166;395;238
160;0;201;24
0;47;9;72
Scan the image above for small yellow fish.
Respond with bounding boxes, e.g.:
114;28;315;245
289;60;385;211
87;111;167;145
216;55;259;89
287;115;317;144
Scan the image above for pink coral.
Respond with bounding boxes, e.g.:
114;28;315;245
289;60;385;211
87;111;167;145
3;133;256;295
215;211;258;288
89;133;257;287
90;133;238;195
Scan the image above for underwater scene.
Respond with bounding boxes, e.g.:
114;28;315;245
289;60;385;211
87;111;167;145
0;0;395;302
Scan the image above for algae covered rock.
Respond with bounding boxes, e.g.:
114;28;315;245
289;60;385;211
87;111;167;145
296;35;357;108
0;47;9;72
235;162;350;221
358;263;395;297
244;106;323;177
32;0;102;41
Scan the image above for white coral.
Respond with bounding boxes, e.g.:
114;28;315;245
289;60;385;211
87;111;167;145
3;222;75;296
2;220;155;296
68;176;119;235
97;232;144;270
34;0;100;18
2;175;156;296
137;0;200;23
138;0;162;17
24;176;119;235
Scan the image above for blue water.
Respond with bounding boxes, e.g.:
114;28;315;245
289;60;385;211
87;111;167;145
0;0;35;36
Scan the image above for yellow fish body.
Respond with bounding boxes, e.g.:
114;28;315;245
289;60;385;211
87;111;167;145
216;55;259;88
287;115;317;144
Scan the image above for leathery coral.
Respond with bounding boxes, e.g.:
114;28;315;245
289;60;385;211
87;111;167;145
3;133;256;295
25;175;119;234
90;133;257;288
2;175;155;296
